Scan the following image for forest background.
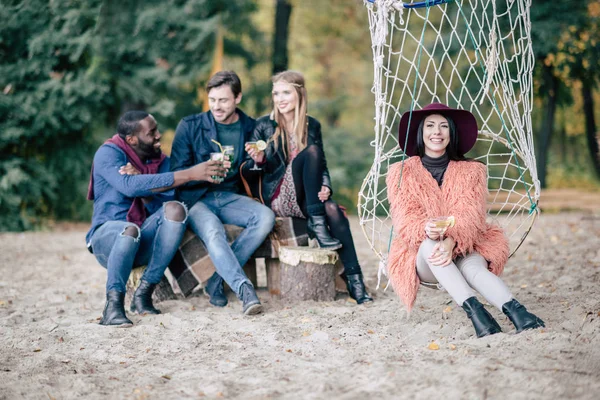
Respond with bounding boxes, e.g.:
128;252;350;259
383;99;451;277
1;0;599;231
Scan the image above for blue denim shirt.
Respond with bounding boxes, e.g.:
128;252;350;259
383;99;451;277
86;143;175;246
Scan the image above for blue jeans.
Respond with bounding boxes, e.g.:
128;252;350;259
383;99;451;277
90;201;188;293
187;191;275;295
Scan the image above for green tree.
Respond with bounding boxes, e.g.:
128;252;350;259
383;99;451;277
0;0;109;230
550;1;600;179
530;0;588;188
0;0;261;231
288;0;373;211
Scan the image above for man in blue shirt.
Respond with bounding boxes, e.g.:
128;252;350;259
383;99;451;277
171;71;275;315
87;111;226;327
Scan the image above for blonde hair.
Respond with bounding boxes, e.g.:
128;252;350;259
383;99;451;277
270;70;308;160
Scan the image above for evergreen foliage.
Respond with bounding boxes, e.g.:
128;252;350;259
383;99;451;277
0;0;598;231
0;0;260;231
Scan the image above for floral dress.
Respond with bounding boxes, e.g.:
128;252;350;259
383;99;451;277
270;132;305;218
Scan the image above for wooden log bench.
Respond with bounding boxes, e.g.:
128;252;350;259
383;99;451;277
126;217;348;303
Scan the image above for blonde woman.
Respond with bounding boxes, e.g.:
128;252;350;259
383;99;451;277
243;71;372;304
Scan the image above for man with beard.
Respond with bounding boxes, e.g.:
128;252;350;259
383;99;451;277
86;111;227;327
171;71;275;315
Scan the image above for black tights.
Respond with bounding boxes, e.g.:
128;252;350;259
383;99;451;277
291;145;362;275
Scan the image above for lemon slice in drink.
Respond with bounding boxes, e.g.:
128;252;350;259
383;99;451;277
256;140;267;151
447;216;455;227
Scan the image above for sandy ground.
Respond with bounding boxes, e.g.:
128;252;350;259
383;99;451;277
1;212;599;400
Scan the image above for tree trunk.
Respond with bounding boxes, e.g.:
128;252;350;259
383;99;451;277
537;64;559;188
272;0;292;74
582;83;600;179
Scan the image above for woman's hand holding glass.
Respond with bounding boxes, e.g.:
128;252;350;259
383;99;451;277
428;236;455;267
425;221;446;240
245;142;265;170
425;216;456;267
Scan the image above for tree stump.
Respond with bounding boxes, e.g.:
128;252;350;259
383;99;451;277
273;246;339;301
125;266;178;305
334;259;348;294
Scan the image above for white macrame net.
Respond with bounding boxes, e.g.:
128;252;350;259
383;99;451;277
358;0;540;288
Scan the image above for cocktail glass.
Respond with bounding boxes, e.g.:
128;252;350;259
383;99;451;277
430;216;455;249
246;141;266;171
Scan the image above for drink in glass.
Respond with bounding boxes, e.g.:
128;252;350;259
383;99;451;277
246;140;266;171
431;216;455;229
222;145;235;162
210;152;224;183
430;216;455;250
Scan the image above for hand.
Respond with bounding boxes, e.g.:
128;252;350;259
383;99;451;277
425;221;447;240
188;160;227;183
318;186;331;202
245;143;265;164
119;162;140;175
428;237;455;267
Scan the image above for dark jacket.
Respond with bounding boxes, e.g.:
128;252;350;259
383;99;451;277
170;109;256;207
242;115;332;206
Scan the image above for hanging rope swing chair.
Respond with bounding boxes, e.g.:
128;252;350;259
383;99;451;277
358;0;540;288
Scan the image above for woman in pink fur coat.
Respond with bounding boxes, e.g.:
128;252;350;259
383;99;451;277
386;103;544;338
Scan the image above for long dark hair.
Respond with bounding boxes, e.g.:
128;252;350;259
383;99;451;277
416;113;466;161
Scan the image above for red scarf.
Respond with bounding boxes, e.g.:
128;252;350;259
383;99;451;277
87;134;166;226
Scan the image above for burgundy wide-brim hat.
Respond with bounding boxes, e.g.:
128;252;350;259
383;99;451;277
397;103;479;157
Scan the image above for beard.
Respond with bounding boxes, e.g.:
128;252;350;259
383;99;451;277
139;140;161;159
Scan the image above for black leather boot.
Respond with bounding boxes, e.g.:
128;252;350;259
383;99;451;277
502;299;545;333
239;282;263;316
99;290;133;327
205;272;228;307
307;215;342;250
342;272;373;304
461;297;502;338
130;280;161;315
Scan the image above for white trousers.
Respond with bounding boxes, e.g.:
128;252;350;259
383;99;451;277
416;239;513;310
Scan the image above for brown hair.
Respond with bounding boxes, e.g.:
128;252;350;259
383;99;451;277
206;70;242;97
270;70;308;159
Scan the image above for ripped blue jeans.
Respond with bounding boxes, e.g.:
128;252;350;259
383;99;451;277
90;201;188;293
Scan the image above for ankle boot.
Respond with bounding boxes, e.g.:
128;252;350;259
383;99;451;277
307;215;342;250
130;280;161;315
100;290;133;327
239;282;263;316
205;272;228;307
342;272;373;304
461;297;502;338
502;299;545;333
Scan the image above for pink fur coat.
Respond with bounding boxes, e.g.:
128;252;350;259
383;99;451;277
386;157;509;310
